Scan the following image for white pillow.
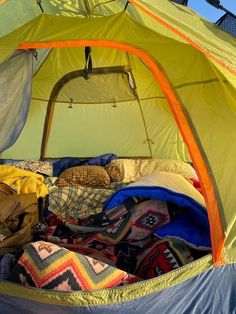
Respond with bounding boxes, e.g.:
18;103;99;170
106;158;198;182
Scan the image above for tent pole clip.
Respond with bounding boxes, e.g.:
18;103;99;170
68;98;73;109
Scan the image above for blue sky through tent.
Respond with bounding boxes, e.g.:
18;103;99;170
188;0;236;22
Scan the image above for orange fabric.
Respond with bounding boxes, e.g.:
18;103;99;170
128;0;236;76
19;39;225;264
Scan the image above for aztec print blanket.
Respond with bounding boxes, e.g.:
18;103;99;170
31;170;210;282
104;171;210;249
34;198;208;279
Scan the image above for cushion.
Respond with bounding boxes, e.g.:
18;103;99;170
57;165;111;188
106;158;198;183
3;160;53;176
105;162;123;182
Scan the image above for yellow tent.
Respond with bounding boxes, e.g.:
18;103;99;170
0;1;236;312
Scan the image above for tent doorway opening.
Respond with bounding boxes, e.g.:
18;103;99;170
0;43;212;291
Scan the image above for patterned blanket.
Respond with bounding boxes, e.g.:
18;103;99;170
7;241;140;291
34;198;204;279
48;186;114;224
47;184;129;225
31;171;210;283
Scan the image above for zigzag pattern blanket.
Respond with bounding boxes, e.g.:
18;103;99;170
7;241;140;291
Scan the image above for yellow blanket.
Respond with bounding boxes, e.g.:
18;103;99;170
0;165;48;198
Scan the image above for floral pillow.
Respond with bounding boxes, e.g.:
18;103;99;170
4;160;53;176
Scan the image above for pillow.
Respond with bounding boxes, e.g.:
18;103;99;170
105;162;123;182
57;165;111;188
105;159;136;182
155;159;198;180
3;160;53;176
106;158;198;183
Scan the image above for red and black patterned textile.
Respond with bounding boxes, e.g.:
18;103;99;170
33;199;199;279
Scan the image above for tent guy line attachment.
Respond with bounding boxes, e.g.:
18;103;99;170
206;0;236;18
36;0;44;13
83;46;92;80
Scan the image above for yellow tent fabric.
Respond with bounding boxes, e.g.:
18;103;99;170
0;0;236;306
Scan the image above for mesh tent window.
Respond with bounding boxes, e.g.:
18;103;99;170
170;0;188;5
216;12;236;37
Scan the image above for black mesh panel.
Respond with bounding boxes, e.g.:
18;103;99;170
216;13;236;37
171;0;188;5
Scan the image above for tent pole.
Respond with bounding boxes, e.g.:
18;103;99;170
124;1;129;11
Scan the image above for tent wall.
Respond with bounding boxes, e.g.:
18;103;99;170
0;46;189;161
1;260;236;313
0;12;235;259
0;51;33;152
0;1;236;312
176;70;236;261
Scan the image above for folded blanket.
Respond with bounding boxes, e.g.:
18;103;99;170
7;241;140;291
0;166;48;198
